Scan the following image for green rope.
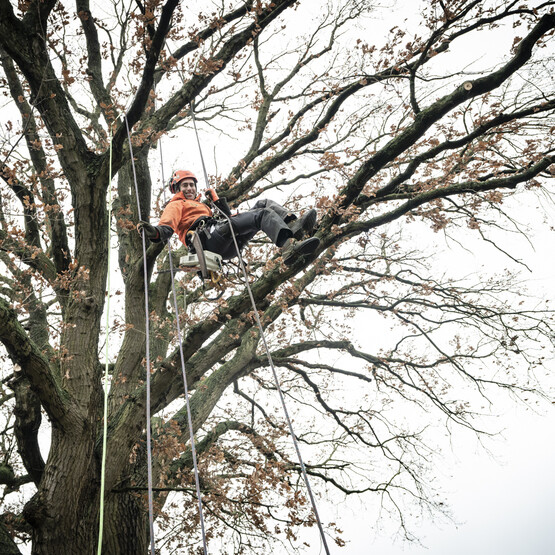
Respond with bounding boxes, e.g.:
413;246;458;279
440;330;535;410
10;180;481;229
97;124;114;554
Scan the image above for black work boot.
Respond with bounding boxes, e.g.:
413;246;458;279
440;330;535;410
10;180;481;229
288;209;317;240
281;236;320;266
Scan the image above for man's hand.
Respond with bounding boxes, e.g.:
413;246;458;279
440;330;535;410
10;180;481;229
205;188;219;202
137;220;159;241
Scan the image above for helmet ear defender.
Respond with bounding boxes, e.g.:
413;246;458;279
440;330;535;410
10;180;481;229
169;170;198;194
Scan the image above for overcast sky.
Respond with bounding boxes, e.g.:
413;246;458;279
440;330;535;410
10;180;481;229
3;2;554;555
282;200;555;555
339;406;555;555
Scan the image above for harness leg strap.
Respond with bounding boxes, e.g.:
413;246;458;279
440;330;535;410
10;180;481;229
188;231;209;279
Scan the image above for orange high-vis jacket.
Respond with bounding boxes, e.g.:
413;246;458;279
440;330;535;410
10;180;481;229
158;192;212;245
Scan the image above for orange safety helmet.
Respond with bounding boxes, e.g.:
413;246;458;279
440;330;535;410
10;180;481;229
169;170;198;194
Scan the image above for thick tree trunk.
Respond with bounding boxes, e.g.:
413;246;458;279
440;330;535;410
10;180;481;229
101;492;149;554
27;492;149;555
23;423;151;554
25;427;99;555
99;443;152;554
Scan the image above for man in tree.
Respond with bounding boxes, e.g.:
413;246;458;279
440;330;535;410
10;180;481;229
138;169;320;265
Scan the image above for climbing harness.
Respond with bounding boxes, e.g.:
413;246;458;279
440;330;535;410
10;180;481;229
191;104;332;555
165;203;226;295
184;228;223;281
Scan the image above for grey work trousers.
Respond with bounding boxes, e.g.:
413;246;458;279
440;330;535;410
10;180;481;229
200;199;294;260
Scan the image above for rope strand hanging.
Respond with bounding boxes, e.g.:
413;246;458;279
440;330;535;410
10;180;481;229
124;115;157;555
157;128;209;555
97;122;114;555
190;103;332;555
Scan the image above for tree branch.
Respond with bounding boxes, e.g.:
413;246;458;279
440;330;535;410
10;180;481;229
0;298;69;425
335;12;555;214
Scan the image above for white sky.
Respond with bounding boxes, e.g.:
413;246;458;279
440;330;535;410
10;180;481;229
271;196;554;555
336;405;555;555
337;193;555;554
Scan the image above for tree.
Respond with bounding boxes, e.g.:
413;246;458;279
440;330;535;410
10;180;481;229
0;0;554;552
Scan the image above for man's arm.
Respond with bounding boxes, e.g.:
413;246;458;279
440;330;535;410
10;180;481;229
205;189;232;217
137;221;173;242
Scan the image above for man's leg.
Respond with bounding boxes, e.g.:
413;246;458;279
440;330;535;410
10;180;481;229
200;209;292;259
202;206;319;264
236;208;320;265
252;199;295;222
253;199;317;240
231;209;293;247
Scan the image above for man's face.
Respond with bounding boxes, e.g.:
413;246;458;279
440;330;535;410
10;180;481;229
179;179;197;200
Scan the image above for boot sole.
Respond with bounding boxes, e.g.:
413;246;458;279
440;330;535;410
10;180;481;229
283;237;320;266
290;209;317;239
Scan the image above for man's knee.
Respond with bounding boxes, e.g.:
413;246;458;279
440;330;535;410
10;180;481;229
252;199;269;210
257;207;275;229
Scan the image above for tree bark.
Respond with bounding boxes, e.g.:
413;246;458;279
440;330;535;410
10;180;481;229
0;516;21;555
